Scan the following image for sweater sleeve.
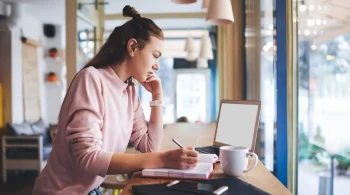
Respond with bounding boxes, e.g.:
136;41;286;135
65;69;113;177
129;89;163;153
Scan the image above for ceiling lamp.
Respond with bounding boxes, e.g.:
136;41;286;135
202;0;210;11
197;31;213;68
171;0;197;4
199;31;213;60
206;0;234;25
0;2;24;28
184;34;196;61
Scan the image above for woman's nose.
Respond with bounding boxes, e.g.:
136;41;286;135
153;64;160;70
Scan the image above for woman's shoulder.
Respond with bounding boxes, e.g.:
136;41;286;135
74;66;102;82
77;66;99;77
70;67;102;90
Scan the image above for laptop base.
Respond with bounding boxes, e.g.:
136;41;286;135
195;146;220;156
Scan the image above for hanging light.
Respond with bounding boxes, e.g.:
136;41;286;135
2;3;24;28
171;0;197;4
184;34;195;52
202;0;210;11
184;34;196;61
197;31;213;68
206;0;234;25
199;31;213;60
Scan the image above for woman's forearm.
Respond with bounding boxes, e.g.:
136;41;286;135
106;152;165;175
149;93;163;126
106;147;200;175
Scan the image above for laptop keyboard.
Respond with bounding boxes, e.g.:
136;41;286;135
195;146;220;156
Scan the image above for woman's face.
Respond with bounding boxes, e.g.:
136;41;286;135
129;36;164;82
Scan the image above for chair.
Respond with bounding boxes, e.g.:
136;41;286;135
101;174;129;195
1;120;54;183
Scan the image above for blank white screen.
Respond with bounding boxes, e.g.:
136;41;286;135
215;103;259;149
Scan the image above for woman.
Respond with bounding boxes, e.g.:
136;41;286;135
33;5;198;195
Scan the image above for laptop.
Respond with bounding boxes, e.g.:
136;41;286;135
195;99;261;156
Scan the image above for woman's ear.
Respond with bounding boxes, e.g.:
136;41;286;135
127;38;138;57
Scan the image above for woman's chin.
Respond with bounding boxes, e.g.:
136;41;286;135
133;77;146;83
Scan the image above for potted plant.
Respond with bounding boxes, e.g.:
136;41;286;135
47;72;57;83
48;47;58;58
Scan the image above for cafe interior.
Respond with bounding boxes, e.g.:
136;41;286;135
0;0;350;194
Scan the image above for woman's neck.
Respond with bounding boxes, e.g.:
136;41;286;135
110;62;131;83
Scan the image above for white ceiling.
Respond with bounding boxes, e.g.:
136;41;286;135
103;0;206;30
1;0;207;30
104;0;205;14
1;0;65;26
2;0;58;5
104;18;208;31
298;0;350;43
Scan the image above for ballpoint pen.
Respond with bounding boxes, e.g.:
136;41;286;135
172;138;212;155
172;138;184;148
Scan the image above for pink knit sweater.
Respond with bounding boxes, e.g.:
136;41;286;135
32;66;163;195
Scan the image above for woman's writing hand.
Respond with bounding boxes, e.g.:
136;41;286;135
141;71;163;96
160;147;199;169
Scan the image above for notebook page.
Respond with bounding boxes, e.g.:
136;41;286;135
198;154;218;163
142;163;213;179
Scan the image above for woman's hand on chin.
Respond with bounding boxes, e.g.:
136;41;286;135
141;71;163;97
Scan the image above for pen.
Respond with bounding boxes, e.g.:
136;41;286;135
172;138;184;149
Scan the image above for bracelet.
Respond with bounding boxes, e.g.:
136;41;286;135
150;100;164;107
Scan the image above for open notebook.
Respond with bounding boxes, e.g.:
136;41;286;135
142;154;219;180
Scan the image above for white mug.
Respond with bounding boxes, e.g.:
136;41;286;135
220;146;259;177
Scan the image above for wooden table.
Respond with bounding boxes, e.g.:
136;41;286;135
119;123;291;195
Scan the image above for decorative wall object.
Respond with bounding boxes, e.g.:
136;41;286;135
206;0;234;25
43;24;56;38
47;72;57;83
48;47;58;58
22;37;41;123
39;23;67;124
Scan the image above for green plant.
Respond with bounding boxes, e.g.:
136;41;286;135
298;127;311;160
335;149;350;175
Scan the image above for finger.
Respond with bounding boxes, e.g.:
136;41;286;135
180;162;196;169
146;76;160;83
184;163;197;169
185;146;194;150
148;72;160;78
184;149;198;157
145;75;154;82
147;72;156;77
186;156;199;164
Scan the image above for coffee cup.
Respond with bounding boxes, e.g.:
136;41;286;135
220;146;259;177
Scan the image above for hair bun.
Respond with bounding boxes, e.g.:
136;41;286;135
123;5;141;19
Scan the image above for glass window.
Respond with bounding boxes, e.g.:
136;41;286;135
138;29;215;124
246;0;276;172
139;57;175;124
294;1;350;194
175;69;211;123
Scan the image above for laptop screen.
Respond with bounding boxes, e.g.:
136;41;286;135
215;102;260;149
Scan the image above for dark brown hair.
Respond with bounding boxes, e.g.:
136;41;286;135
84;5;164;69
59;6;163;117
